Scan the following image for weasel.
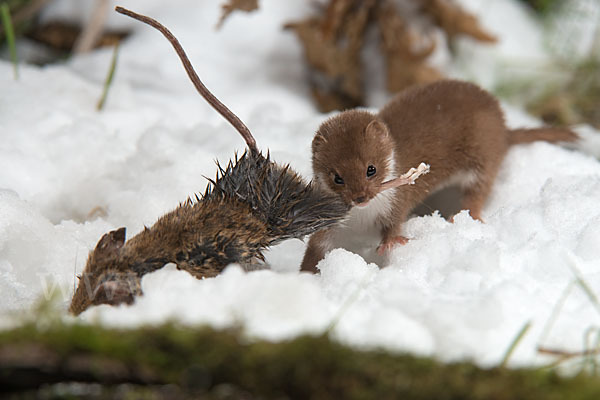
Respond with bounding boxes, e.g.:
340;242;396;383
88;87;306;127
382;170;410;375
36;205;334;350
300;80;578;272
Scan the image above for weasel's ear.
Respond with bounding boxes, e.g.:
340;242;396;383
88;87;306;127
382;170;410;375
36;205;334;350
312;132;328;151
92;280;135;307
94;227;126;256
365;120;389;138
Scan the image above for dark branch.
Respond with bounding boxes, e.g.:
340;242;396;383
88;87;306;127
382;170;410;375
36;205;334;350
115;6;258;154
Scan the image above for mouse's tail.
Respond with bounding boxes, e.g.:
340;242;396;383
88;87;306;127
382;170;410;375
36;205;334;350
508;127;578;146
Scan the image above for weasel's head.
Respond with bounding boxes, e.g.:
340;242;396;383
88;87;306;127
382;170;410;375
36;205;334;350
69;227;139;316
312;111;396;208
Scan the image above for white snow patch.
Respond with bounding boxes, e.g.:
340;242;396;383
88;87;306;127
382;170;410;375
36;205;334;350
1;0;600;369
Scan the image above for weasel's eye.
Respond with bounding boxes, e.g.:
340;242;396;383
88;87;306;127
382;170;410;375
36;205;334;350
366;165;376;177
334;173;344;185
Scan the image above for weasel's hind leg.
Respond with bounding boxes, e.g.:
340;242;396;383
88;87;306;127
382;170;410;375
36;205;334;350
458;174;496;222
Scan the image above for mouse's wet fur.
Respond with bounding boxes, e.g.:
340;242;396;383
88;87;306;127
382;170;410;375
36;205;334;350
70;151;348;315
70;7;350;315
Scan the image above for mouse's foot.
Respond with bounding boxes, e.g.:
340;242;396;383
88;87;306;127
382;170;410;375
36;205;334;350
377;236;409;255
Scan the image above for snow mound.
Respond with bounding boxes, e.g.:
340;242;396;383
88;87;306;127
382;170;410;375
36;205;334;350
2;0;600;368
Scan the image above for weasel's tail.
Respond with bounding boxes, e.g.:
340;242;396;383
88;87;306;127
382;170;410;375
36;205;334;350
508;127;578;146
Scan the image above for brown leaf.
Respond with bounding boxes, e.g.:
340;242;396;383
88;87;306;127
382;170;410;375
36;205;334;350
286;0;378;112
217;0;259;29
421;0;497;43
320;0;356;41
283;0;494;109
25;21;128;51
377;0;443;92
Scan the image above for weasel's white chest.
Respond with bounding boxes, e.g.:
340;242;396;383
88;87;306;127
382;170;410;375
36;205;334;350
345;188;396;230
327;189;396;255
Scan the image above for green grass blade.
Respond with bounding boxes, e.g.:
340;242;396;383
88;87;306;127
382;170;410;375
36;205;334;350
576;276;600;315
567;253;600;316
501;320;532;368
1;2;18;79
583;327;600;375
325;270;374;335
537;281;574;346
97;41;120;110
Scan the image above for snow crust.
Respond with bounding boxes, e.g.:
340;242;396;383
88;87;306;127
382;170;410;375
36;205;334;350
2;0;600;367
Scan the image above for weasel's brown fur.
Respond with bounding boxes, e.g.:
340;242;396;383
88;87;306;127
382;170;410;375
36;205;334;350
301;80;578;272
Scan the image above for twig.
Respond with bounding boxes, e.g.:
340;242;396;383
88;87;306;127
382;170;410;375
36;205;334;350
97;41;120;110
537;346;600;359
115;6;258;153
500;321;532;368
74;0;110;53
1;3;18;79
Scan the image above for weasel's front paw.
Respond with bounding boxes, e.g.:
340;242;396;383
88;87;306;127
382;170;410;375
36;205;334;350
377;236;409;255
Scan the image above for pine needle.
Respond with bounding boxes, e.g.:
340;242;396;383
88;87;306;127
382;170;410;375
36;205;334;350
1;3;18;79
96;41;120;110
500;320;532;368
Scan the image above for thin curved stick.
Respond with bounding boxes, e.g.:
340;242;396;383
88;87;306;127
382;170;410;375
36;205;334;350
115;6;258;154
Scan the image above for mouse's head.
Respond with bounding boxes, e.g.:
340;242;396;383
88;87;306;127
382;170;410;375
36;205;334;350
312;110;396;207
69;227;139;315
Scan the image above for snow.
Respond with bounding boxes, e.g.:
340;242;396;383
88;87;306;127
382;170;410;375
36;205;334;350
2;0;600;368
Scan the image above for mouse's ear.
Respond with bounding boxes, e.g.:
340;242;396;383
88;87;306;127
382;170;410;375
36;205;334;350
365;120;389;139
93;227;126;258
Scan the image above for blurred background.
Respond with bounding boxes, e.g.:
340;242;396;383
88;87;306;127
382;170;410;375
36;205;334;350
1;0;599;128
2;2;600;398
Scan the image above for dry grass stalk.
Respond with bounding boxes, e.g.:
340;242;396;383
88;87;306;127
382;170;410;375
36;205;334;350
73;0;110;53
